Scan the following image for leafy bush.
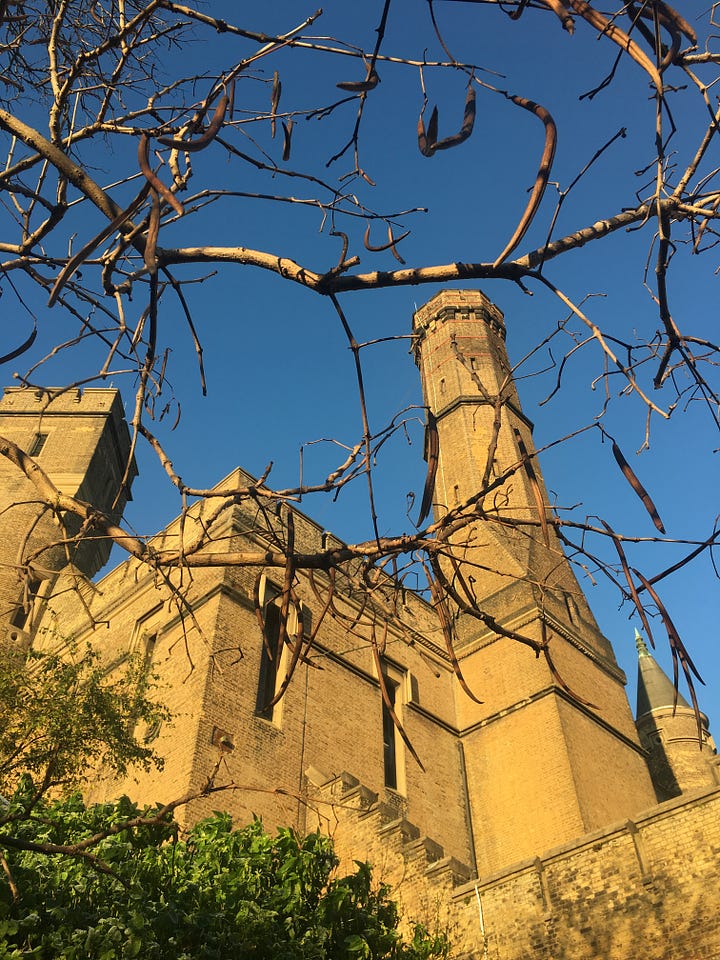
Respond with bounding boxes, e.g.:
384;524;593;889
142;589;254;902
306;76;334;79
0;791;448;960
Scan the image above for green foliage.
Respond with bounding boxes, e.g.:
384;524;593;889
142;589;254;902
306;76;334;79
0;643;167;794
0;793;448;960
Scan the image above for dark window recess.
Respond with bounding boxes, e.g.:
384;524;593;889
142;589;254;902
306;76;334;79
564;594;579;624
142;632;157;665
132;630;160;741
256;596;282;720
9;607;27;629
28;433;48;457
382;676;399;790
255;592;310;722
10;578;41;629
299;604;312;639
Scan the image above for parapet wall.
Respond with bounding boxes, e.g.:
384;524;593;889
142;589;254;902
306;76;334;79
452;779;720;959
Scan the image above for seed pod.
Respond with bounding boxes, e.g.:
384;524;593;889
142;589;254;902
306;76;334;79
433;85;477;152
493;97;556;267
417;105;439;157
611;438;666;534
569;0;663;91
270;71;281;138
417;409;438;526
363;224;410;257
282;119;293;161
337;66;380;92
157;88;230;153
138;134;184;216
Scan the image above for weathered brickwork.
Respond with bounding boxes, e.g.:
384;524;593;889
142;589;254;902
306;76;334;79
311;771;720;959
0;386;135;647
413;291;659;871
459;783;720;960
2;290;718;959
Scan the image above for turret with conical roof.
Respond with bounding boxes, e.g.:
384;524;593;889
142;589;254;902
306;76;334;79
635;630;717;801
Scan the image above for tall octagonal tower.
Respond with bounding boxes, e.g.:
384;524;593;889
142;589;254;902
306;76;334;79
413;290;657;873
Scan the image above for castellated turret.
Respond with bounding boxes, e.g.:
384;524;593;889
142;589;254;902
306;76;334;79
0;386;136;649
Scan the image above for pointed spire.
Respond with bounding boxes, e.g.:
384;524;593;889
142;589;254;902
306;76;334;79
635;628;650;658
635;630;691;719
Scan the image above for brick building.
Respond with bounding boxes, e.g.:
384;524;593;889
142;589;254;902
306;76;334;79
1;290;718;958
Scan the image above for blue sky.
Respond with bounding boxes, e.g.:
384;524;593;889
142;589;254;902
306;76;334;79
3;1;717;729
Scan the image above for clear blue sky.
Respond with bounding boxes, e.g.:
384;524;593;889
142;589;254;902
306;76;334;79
4;1;718;730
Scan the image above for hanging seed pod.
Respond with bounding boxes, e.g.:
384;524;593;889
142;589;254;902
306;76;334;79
493;97;556;267
569;0;663;91
270;71;281;138
337;66;380;92
433;84;476;151
157;86;231;152
417;409;439;526
138;134;184;216
281;119;293;161
610;437;666;533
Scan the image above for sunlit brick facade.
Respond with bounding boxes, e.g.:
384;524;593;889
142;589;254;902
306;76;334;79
1;291;718;959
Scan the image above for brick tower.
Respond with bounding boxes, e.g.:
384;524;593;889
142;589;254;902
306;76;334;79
0;387;136;648
413;290;657;874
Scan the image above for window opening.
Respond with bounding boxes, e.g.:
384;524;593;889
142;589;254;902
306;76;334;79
138;632;160;742
256;588;282;721
10;578;42;630
380;662;406;794
141;632;157;665
564;594;579;624
256;583;311;723
28;433;48;457
382;675;399;789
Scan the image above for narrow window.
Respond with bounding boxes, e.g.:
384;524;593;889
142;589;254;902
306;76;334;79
28;433;47;457
256;590;282;720
380;662;406;794
141;632;157;666
10;578;41;630
255;580;282;720
126;615;163;743
256;582;310;723
138;632;160;742
564;593;579;624
382;675;399;789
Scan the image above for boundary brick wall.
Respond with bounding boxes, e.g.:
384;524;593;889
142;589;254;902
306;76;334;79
318;775;720;960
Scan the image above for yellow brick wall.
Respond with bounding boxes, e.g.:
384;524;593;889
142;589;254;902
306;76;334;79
317;772;720;960
5;289;717;959
0;386;134;638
